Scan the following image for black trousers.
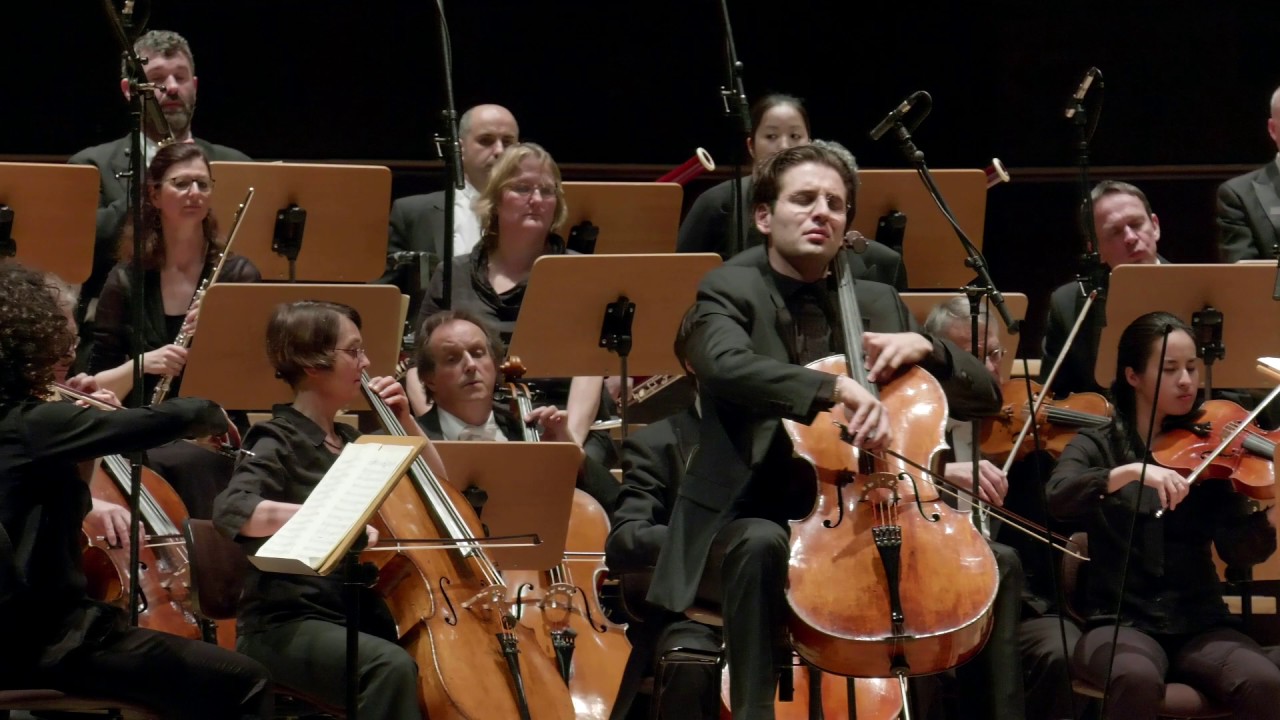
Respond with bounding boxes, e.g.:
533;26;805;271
1072;624;1280;720
238;618;423;720
16;624;272;719
1021;614;1082;720
652;619;722;719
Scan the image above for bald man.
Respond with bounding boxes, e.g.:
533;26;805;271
381;104;520;310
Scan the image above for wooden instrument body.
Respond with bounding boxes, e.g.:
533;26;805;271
784;357;998;678
980;380;1112;462
506;490;631;719
720;667;901;720
81;459;202;641
369;471;576;719
1151;398;1277;501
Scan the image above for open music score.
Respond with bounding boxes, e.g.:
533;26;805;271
250;436;423;576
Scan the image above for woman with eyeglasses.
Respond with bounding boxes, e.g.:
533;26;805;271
413;142;613;467
85;142;260;518
88;141;260;403
213;300;444;719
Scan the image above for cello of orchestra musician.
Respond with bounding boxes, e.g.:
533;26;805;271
69;29;251;331
213;300;448;720
645;144;1001;720
1047;312;1280;720
0;261;273;717
86;142;260;519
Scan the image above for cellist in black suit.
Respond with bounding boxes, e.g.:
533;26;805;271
645;145;1001;719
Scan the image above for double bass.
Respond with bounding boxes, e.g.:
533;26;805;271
783;246;999;712
358;373;575;719
501;360;631;720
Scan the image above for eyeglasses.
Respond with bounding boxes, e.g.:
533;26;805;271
985;347;1007;363
334;347;367;359
507;183;557;199
163;177;214;194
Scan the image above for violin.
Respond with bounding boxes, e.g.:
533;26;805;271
501;358;631;720
783;247;998;707
1151;398;1277;502
358;372;575;720
980;379;1113;463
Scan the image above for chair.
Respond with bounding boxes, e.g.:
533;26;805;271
0;689;160;719
183;519;345;719
1061;532;1231;720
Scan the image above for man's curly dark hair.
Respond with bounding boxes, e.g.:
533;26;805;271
0;263;77;404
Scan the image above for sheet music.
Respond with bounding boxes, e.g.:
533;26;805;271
255;442;415;571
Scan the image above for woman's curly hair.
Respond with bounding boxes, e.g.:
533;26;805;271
0;263;77;404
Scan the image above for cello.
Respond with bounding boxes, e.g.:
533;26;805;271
783;245;998;712
501;359;632;720
358;373;575;719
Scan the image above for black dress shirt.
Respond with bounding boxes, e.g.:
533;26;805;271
212;404;384;637
0;397;226;666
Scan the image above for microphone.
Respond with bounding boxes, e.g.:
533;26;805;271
1063;68;1099;119
869;91;929;141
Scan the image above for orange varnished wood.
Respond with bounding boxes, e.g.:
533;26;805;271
980;380;1112;463
721;665;901;719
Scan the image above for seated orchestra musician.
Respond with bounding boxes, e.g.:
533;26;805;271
68;29;251;331
1047;311;1280;719
413;307;621;510
413;141;614;465
86;142;260;518
924;298;1083;720
0;261;273;717
605;308;722;720
675;93;907;291
644;144;1001;720
212;300;445;720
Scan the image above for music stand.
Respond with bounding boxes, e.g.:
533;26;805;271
432;441;580;571
900;292;1028;382
208;162;391;282
1095;264;1280;390
561;182;683;254
180;284;403;410
0;163;99;283
850;169;988;290
507;253;722;438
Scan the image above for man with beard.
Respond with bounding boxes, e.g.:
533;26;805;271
69;30;250;335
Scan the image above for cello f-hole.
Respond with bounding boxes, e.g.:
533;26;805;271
437;576;458;626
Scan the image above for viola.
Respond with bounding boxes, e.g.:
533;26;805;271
501;358;631;720
1151;399;1277;502
358;373;575;720
782;247;998;705
979;380;1113;463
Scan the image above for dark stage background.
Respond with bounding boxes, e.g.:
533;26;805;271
3;1;1278;355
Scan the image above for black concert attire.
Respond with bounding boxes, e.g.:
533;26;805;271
415;402;621;511
87;254;260;519
605;406;720;720
676;177;909;290
212;404;423;720
68;137;250;326
646;246;1000;719
1047;422;1280;719
0;397;272;718
415;239;617;467
1216;157;1280;262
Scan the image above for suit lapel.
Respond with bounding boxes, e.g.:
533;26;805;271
754;251;800;363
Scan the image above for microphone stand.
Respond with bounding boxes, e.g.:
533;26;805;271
1068;69;1107;301
873;101;1020;539
715;0;751;257
100;0;173;629
432;0;464;314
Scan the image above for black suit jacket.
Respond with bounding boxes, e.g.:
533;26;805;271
67;136;251;301
414;403;522;441
1039;280;1108;397
380;193;447;320
676;177;909;290
1216;161;1280;262
646;246;1001;612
